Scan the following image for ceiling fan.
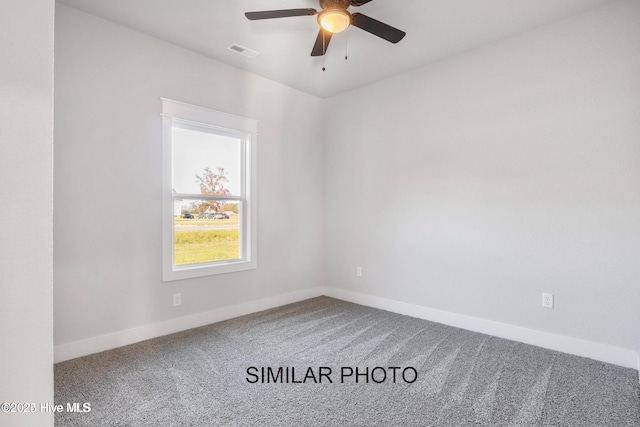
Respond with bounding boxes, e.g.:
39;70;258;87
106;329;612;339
245;0;406;57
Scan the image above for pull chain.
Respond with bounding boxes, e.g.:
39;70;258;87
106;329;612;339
321;26;349;71
322;30;326;71
345;26;348;61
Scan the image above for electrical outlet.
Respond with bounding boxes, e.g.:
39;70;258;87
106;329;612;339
542;293;553;309
356;267;362;277
173;293;181;307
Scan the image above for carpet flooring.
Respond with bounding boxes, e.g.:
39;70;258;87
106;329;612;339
55;296;640;426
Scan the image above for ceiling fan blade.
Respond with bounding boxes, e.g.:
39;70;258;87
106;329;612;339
350;13;406;43
350;0;374;6
311;29;333;56
245;9;317;20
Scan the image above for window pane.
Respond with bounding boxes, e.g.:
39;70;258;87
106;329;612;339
173;199;241;266
172;124;241;196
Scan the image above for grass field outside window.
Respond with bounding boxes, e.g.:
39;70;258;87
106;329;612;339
173;217;240;265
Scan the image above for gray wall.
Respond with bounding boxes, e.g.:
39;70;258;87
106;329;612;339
0;0;55;425
324;0;640;352
54;5;326;345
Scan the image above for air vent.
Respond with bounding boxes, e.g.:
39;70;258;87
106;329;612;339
227;43;259;59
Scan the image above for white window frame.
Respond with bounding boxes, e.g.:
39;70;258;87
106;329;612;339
161;98;257;281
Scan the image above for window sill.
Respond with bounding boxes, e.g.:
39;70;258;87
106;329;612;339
162;259;257;282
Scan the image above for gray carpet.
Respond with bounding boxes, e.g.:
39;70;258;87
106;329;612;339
55;296;640;426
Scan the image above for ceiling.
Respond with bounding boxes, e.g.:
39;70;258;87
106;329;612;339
56;0;615;98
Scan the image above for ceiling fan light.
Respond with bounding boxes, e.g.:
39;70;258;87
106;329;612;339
319;10;350;33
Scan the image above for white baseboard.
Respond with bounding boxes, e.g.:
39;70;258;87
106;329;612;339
325;287;639;370
55;285;640;376
54;286;325;363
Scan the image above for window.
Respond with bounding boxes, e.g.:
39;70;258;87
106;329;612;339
161;99;257;281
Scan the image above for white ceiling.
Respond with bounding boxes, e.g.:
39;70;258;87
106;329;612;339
56;0;615;98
